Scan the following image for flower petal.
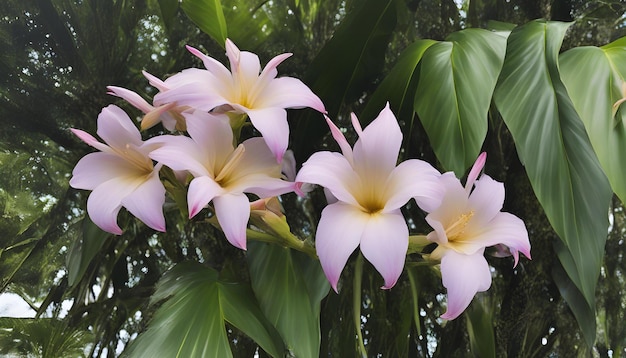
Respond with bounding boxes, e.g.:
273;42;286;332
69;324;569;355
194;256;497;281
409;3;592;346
256;77;326;113
465;152;486;193
245;107;289;162
184;110;234;164
142;70;169;92
440;249;492;320
121;166;166;232
359;210;409;289
70;128;111;153
107;86;154;114
96;105;142;149
148;135;211;178
425;173;470;245
325;115;353;164
296;151;359;207
186;45;233;83
187;176;224;217
462;212;531;262
352;103;402;178
315;202;367;292
384;159;442;212
70;152;140;190
213;193;251;250
467;174;504;227
86;177;139;235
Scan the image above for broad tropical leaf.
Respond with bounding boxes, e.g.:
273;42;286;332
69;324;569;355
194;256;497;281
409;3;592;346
247;242;330;358
415;29;507;176
65;217;110;287
181;0;228;45
494;20;612;346
123;261;285;358
559;37;626;204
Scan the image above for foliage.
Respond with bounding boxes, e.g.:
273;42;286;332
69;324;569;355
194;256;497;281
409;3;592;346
1;0;626;357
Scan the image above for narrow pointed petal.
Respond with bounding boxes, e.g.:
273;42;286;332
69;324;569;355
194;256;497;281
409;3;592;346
257;53;292;83
121;167;166;232
325;115;353;164
315;203;367;291
296;151;359;207
96;105;143;149
70;152;139;190
465;152;487;193
350;112;363;136
86;178;138;235
186;45;232;82
352;103;402;177
467;175;505;227
183;111;233;162
70;128;112;153
225;39;242;71
359;210;409;289
107;86;154;114
187;176;224;217
246;107;289;162
140;102;178;131
214;193;251;250
384;159;442;212
142;70;169;92
256;77;326;113
440;250;492;320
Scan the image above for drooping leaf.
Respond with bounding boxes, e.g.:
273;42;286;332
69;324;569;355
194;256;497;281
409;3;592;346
66;216;110;287
559;37;626;204
290;0;397;162
465;298;496;358
494;20;612;347
180;0;228;46
247;242;330;358
360;39;437;131
123;261;285;358
157;0;179;30
415;29;507;176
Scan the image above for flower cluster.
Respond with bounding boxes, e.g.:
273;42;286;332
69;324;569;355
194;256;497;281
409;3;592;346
70;39;531;319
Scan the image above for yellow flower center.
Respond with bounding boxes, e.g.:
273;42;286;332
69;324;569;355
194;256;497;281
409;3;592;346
117;144;154;174
214;144;246;188
445;210;474;242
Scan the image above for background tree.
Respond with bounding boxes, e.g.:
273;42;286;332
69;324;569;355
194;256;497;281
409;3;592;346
0;0;625;357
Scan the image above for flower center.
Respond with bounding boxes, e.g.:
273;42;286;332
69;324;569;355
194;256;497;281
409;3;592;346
214;144;245;187
445;211;474;242
117;144;154;174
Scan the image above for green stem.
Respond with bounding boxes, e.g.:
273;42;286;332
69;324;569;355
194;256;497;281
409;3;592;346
353;253;367;358
245;228;317;258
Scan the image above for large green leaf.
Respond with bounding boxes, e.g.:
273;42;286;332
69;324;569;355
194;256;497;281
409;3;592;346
291;0;397;162
360;39;437;135
123;261;285;358
494;20;612;346
247;242;330;358
181;0;228;46
559;38;626;204
65;217;110;287
415;29;507;176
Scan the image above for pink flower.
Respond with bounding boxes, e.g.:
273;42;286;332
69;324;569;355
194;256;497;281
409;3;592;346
296;103;443;291
425;153;531;320
148;111;294;250
107;71;188;131
69;105;166;234
152;39;326;162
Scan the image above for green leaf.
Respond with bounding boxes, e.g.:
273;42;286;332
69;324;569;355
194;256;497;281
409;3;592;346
465;298;496;358
415;29;507;176
247;242;330;358
157;0;179;30
291;0;397;162
66;217;110;287
494;20;612;346
180;0;228;46
559;38;626;204
361;39;437;130
123;261;285;358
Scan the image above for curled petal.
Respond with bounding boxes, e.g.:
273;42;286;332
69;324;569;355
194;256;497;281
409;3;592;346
214;193;251;250
325;115;353;164
440;250;492;320
148;135;211;178
185;45;232;83
187;176;224;218
257;53;292;84
121;166;166;232
107;86;154;114
315;203;367;292
359;210;409;289
256;77;326;113
462;212;531;262
142;70;169;92
70;129;111;153
467;175;505;227
86;177;139;235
